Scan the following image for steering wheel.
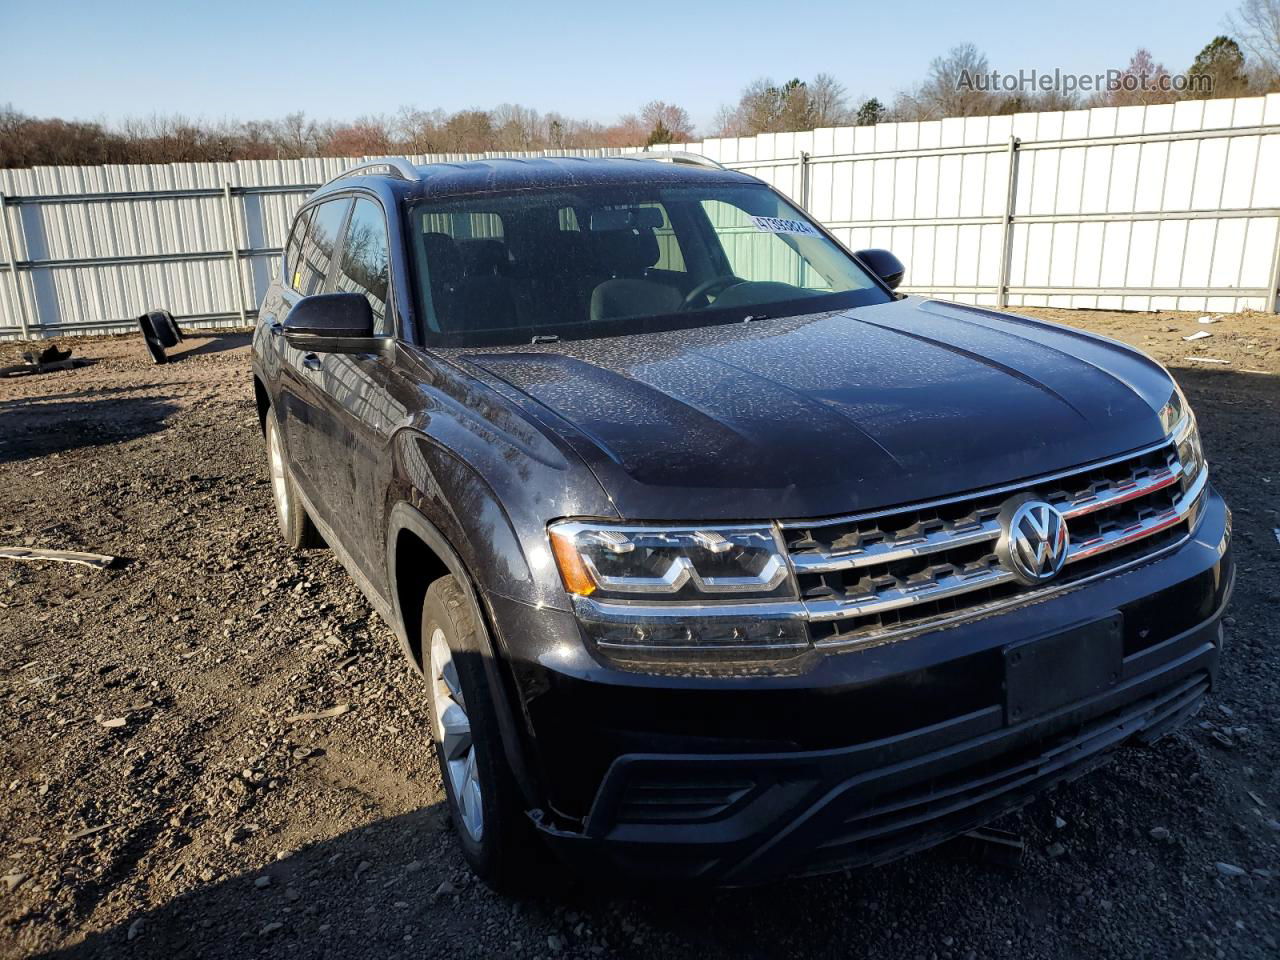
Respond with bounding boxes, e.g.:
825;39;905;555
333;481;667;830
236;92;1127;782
680;275;743;310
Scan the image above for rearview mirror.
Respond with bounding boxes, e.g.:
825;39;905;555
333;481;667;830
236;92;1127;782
284;293;379;353
855;248;905;290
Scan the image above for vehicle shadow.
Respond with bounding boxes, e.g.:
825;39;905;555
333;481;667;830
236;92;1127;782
164;333;252;363
0;394;179;465
30;799;1020;960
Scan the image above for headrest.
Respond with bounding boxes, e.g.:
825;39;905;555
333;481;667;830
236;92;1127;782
459;238;508;277
594;227;660;276
421;232;463;286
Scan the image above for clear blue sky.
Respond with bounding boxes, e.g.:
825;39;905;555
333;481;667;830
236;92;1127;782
7;0;1242;130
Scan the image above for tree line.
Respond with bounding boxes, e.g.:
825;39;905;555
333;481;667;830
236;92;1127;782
4;0;1280;169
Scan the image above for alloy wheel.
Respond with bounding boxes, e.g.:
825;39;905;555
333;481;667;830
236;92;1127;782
429;628;483;841
266;419;290;535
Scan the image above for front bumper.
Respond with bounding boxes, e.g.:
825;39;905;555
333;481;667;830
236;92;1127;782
488;488;1233;884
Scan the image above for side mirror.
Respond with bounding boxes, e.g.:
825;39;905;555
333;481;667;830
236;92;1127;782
284;292;377;353
856;248;905;290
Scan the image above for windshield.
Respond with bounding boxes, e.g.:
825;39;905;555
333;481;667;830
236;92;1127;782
405;182;891;347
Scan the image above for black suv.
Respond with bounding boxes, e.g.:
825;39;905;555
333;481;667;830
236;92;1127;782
251;153;1232;888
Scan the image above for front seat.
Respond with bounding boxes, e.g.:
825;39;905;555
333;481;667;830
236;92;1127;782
589;225;682;322
421;232;464;329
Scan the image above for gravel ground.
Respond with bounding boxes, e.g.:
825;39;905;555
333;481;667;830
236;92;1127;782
0;308;1276;959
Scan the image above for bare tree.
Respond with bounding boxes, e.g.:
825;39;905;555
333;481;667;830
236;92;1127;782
394;106;448;154
708;103;744;137
1229;0;1280;81
273;112;322;159
809;73;852;126
912;43;997;119
598;113;648;147
726;77;827;134
491;103;543;150
639;101;694;142
439;110;495;153
1089;49;1178;106
322;117;393;157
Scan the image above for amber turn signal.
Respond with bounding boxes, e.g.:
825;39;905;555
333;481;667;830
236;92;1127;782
549;530;597;596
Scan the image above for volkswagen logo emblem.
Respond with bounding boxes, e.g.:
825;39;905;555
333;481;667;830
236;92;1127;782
997;497;1070;585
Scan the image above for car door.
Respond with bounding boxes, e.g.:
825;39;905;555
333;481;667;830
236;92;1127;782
276;196;353;510
299;195;410;586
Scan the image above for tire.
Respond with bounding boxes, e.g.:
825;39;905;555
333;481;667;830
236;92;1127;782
421;575;548;892
264;411;324;550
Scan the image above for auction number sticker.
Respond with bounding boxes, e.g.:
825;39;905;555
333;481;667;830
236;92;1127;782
750;215;819;236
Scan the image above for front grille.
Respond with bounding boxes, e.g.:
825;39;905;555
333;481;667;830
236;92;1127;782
784;432;1207;649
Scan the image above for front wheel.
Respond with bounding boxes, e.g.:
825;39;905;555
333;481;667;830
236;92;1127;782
421;576;547;892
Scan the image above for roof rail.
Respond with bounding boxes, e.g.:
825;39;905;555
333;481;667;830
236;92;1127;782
613;150;727;171
323;158;421;187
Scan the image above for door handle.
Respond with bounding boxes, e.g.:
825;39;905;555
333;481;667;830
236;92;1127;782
302;353;322;372
269;321;284;336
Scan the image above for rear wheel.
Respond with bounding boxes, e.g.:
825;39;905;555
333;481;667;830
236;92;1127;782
265;412;324;550
421;575;546;892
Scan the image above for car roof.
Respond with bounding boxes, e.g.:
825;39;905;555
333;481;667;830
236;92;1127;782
311;155;759;204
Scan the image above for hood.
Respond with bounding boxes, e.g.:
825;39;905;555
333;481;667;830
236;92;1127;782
459;297;1176;521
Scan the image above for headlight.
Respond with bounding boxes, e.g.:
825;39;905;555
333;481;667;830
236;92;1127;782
1159;386;1206;486
547;521;794;602
1156;387;1186;436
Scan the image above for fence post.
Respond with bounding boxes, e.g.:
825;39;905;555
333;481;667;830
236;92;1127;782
995;136;1021;309
1268;216;1280;314
0;192;31;339
223;182;249;326
799;151;812;210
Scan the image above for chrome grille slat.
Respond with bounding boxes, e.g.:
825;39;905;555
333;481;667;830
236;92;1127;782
1067;466;1205;563
803;466;1204;624
795;435;1206;632
789;445;1184;575
804;565;1017;621
1056;459;1180;518
791;520;1001;573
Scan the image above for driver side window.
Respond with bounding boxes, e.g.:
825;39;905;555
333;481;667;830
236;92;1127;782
333;198;393;336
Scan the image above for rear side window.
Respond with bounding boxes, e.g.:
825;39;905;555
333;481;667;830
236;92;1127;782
284;209;312;290
333;198;392;336
297;198;352;297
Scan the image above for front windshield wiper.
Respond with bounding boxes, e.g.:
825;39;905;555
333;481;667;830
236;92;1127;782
742;314;769;323
530;334;560;345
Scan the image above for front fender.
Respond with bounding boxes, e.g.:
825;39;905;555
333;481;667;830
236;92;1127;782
384;501;547;811
389;422;616;612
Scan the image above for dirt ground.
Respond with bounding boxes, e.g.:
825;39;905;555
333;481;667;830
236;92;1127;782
0;307;1276;960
